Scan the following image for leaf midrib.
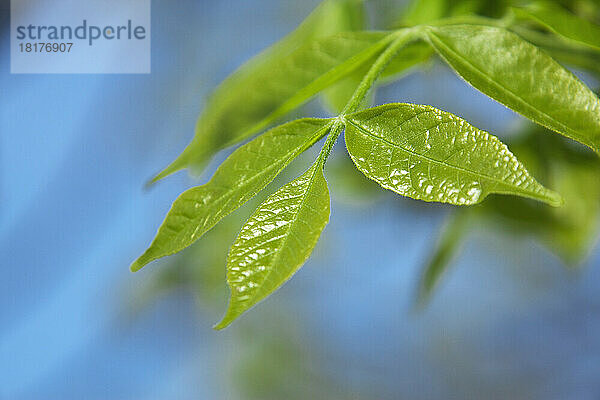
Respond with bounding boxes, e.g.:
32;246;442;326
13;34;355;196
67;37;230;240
346;118;546;199
248;166;322;304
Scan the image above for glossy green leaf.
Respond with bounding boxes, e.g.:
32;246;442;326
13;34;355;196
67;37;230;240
424;24;600;154
131;118;331;271
152;29;392;182
513;2;600;51
344;103;563;206
415;211;469;307
215;163;330;329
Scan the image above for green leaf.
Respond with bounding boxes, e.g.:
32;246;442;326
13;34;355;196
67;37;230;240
131;118;331;271
152;27;392;182
513;2;600;51
379;40;434;83
424;24;600;154
344;103;563;206
322;74;375;115
151;0;360;181
402;0;447;26
215;163;330;329
415;211;469;307
322;39;433;114
542;162;600;264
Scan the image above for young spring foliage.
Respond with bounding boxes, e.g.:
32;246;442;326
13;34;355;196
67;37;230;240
134;0;600;328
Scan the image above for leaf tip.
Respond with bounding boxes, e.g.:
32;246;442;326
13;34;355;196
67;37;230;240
129;258;147;273
212;321;229;331
147;153;192;187
213;313;236;330
547;190;565;208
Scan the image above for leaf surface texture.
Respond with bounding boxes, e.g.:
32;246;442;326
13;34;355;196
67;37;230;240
132;119;330;271
345;103;562;206
216;164;330;329
425;25;600;154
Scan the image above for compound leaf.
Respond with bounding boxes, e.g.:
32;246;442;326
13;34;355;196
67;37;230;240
425;25;600;154
215;163;330;329
131;118;331;271
513;2;600;51
152;30;392;182
345;103;563;206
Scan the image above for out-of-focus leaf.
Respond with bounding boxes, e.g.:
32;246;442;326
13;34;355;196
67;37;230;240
541;44;600;76
425;25;600;154
132;119;331;271
402;0;447;26
215;163;330;329
344;103;563;206
150;0;369;182
327;149;384;204
323;39;434;114
513;1;600;51
507;26;600;77
379;40;434;82
480;131;600;265
322;74;374;115
416;211;470;307
318;0;368;114
152;27;393;182
546;162;600;263
448;0;485;17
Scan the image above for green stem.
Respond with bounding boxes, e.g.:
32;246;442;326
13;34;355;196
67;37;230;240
316;29;418;167
341;30;417;115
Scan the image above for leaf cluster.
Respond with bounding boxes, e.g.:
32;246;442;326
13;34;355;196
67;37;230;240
133;0;600;328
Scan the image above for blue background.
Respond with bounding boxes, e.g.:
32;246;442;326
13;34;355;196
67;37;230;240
2;0;600;399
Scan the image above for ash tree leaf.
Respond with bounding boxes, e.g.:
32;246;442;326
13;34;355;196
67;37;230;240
215;163;330;329
344;103;563;206
513;2;600;51
152;28;392;183
131;118;331;272
424;25;600;155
